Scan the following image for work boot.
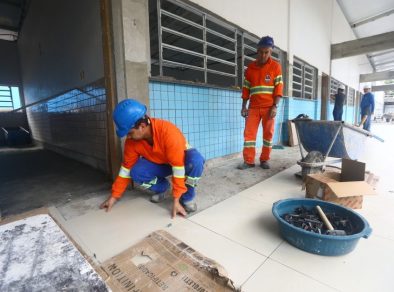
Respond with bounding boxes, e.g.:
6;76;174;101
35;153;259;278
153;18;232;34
260;161;270;169
181;200;197;213
150;190;170;203
237;162;255;170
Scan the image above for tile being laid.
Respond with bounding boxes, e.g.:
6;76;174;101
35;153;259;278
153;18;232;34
61;197;175;263
270;236;394;292
189;195;283;257
242;258;338;292
167;219;266;288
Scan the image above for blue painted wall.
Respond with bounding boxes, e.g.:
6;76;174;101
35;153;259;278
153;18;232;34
149;80;323;160
326;102;356;124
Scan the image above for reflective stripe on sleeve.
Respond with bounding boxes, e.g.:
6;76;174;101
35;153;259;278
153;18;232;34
118;166;131;178
243;79;251;89
172;166;185;178
274;75;283;86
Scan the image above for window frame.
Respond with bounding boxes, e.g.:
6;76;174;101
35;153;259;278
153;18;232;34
329;77;347;104
0;85;21;112
292;57;317;100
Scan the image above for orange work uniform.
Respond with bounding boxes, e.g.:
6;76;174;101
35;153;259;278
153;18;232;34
111;118;189;199
242;57;283;163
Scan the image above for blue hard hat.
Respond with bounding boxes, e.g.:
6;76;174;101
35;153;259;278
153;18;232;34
113;99;147;137
257;36;274;48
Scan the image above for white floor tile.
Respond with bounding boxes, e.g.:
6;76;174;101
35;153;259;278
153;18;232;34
270;235;394;292
358;193;394;241
61;197;176;263
189;195;283;257
167;219;266;288
242;259;338;292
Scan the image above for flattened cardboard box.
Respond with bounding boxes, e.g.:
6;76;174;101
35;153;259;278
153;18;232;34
101;230;237;292
305;171;377;209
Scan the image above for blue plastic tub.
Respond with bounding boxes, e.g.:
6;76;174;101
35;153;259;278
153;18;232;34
272;198;372;256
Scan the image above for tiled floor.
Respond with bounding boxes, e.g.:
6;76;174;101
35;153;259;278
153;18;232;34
51;124;394;292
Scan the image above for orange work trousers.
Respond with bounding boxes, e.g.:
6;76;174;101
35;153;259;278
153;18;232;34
243;107;275;164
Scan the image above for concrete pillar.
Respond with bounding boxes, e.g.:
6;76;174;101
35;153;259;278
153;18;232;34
121;0;150;109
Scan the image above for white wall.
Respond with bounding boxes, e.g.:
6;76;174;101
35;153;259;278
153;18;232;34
18;0;104;105
290;0;333;74
189;0;289;51
330;0;372;89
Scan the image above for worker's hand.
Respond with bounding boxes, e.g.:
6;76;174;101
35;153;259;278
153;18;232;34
270;105;277;119
100;196;117;212
172;198;187;218
241;107;248;118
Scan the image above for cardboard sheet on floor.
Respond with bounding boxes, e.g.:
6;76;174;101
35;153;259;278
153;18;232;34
0;209;108;291
100;230;237;292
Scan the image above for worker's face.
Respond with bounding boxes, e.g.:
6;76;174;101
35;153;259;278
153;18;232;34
127;124;145;140
256;47;272;65
363;88;370;93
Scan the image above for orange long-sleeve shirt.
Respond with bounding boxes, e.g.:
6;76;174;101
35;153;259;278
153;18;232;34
242;57;283;108
111;118;189;199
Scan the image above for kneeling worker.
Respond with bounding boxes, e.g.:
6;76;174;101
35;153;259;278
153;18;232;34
100;99;204;218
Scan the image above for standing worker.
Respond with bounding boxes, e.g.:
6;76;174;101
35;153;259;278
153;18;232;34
100;99;204;218
332;84;346;121
238;36;283;170
359;84;375;131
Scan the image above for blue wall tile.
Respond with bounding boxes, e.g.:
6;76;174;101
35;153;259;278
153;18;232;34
150;81;328;160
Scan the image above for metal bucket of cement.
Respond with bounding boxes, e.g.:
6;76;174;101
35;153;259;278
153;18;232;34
272;198;372;256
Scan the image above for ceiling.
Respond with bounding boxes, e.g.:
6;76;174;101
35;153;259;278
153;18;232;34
0;0;29;41
337;0;394;73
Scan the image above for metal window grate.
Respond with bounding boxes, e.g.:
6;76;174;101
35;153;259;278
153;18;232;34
329;78;347;104
152;0;238;87
292;58;317;99
0;86;14;111
149;0;284;88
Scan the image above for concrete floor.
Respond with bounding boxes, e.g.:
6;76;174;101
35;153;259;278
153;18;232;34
0;147;110;218
0;139;300;220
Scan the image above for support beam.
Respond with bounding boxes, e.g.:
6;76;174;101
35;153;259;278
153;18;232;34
350;8;394;28
360;70;394;82
372;84;394;92
369;49;394;58
374;60;394;67
331;31;394;59
375;64;394;71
